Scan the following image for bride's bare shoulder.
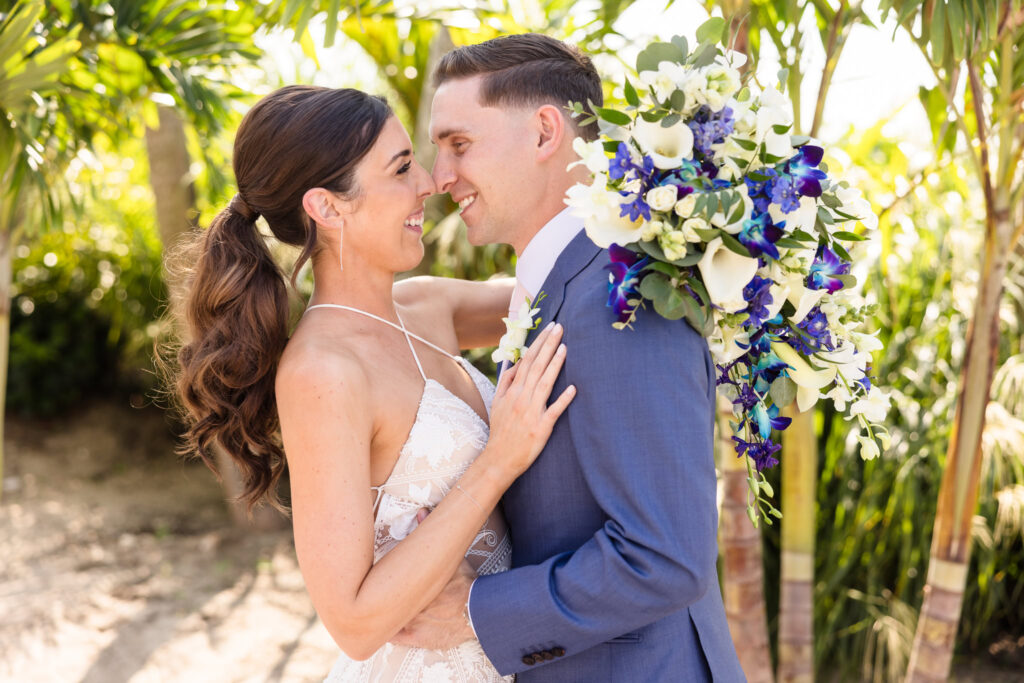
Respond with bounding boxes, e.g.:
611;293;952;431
276;321;368;403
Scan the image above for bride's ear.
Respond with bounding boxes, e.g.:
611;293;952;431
534;104;566;163
302;187;346;229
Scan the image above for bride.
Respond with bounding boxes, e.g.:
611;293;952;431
172;85;575;681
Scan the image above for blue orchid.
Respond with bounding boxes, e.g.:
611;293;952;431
731;435;783;471
738;212;784;259
785;145;827;197
605;244;651;324
797;307;834;351
807;245;850;293
751;401;792;440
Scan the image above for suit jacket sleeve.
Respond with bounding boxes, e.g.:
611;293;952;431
468;270;721;675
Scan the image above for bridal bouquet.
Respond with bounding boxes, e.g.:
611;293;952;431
566;19;890;524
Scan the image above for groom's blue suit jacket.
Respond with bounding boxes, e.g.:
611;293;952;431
470;229;745;682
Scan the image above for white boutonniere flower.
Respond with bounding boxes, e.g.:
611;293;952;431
492;293;545;365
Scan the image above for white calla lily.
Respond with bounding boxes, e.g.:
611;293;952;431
566;175;647;248
697;237;759;313
771;341;837;412
782;272;827;324
769;195;817;234
631;117;694;170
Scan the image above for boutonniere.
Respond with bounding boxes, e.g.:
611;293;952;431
491;292;546;365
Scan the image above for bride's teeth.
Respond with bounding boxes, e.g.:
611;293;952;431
404;216;423;227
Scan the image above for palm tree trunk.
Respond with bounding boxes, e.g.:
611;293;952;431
905;201;1013;681
719;399;774;682
777;406;815;682
145;105;284;530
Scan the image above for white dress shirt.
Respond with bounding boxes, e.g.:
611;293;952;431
511;207;585;309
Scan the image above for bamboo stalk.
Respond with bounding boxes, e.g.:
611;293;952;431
906;194;1013;683
777;406;816;683
0;228;9;504
719;399;774;683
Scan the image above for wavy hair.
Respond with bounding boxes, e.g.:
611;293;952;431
171;85;391;512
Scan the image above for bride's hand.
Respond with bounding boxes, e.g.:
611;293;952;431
485;322;576;479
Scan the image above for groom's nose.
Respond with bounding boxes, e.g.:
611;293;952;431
431;154;457;195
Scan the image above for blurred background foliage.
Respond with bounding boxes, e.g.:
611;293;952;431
5;0;1023;680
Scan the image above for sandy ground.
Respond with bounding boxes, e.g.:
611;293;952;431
0;401;338;683
2;400;1021;683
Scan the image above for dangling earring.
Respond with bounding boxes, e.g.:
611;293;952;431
337;223;344;273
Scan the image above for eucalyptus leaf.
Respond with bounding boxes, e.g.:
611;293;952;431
696;17;726;44
636;41;686;73
817;207;835;224
770;376;797;407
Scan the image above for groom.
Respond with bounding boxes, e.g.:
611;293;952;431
398;34;745;681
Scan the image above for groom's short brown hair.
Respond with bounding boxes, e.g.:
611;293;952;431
433;33;603;140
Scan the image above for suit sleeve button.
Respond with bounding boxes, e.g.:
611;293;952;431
522;655;536;666
541;650;555;660
552;647;566;657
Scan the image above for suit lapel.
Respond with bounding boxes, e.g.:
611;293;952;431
524;230;603;348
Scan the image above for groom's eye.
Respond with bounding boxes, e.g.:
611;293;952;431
452;141;468;154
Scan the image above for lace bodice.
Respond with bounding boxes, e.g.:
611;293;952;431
307;305;512;683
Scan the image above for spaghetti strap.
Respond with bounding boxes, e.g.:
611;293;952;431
394;309;427;382
305;303;458;371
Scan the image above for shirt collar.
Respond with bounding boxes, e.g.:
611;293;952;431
515;207;583;298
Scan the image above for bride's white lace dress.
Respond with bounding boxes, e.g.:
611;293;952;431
309;305;513;683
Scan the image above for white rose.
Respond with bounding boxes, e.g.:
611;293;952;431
674;193;698;218
645;185;678;213
680;217;708;242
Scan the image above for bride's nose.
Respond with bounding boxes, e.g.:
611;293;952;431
416;162;438;199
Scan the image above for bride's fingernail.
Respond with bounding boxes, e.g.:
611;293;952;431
545;321;555;331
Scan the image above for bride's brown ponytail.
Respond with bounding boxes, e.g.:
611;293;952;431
172;86;391;511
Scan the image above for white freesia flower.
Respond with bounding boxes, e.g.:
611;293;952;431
729;98;757;135
849;387;890;423
641;219;666;242
857;435;880;460
679;71;708;115
566;174;647;248
632;118;695;170
639;60;688;97
674;193;698;218
771;341;838;412
698;237;759;313
836;185;878;230
491;301;540;364
569;137;609;174
646;185;678;212
659;229;689;261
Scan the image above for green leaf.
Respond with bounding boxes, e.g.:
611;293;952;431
770;376;797;408
684;275;710;307
603;140;621;153
623;78;639;108
670;35;689;60
645;261;682;277
691;42;718;68
638;274;688;320
832;230;867;241
694;227;720;242
775;237;808;249
734;137;758;151
720;232;753;257
831;241;852;262
636;41;686;73
597;107;632;126
669;89;686;112
661;112;681;127
696;17;726;45
772;123;792;135
835;273;858;289
817;207;835;224
639;109;666;122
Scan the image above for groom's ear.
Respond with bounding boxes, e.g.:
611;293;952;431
302;187;347;229
533;104;566;163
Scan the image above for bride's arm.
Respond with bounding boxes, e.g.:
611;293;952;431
276;327;572;661
395;275;514;349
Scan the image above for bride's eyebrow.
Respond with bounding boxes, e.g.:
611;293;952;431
386;149;412;167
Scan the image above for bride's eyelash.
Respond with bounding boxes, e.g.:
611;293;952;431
397;161;412;175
